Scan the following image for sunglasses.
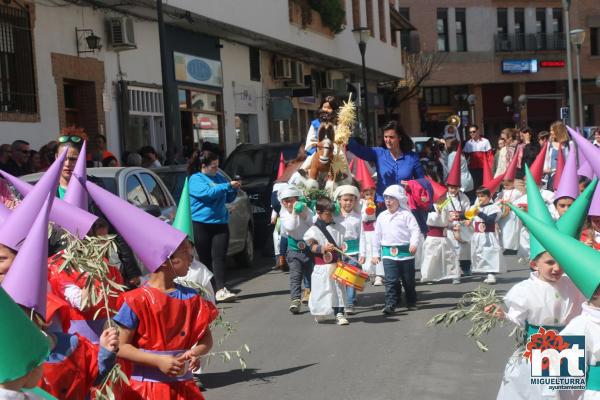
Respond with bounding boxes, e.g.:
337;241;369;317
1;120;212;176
469;130;477;134
58;135;82;144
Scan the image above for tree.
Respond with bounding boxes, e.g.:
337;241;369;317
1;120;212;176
379;51;446;120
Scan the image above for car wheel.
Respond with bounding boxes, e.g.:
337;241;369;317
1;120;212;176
235;226;254;268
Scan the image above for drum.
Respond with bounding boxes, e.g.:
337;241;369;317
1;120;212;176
331;261;369;291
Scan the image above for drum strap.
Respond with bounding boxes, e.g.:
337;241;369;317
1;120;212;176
315;219;339;249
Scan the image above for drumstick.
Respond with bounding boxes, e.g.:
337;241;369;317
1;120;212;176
332;246;361;265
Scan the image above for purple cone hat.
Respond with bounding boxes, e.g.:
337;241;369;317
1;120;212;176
0;171;97;239
64;140;88;211
554;145;580;201
85;181;187;272
578;158;594;179
0;148;65;250
569;126;600;215
1;193;53;317
0;203;9;225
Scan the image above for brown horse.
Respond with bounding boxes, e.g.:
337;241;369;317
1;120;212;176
308;123;335;181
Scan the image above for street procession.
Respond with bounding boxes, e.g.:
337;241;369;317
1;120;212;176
2;0;600;399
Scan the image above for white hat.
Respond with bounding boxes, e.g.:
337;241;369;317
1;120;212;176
383;184;410;211
443;125;457;139
278;186;303;202
334;184;361;213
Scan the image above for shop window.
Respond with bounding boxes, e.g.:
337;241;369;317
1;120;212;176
178;87;224;148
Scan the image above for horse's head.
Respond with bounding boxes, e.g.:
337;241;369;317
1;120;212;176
317;137;333;164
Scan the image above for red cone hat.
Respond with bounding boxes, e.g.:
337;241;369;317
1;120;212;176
354;158;375;191
276;152;285;180
503;146;521;181
482;152;494;187
425;176;448;202
529;141;548;185
446;142;462;187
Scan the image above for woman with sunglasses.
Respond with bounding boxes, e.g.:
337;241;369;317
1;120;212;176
55;129;86;200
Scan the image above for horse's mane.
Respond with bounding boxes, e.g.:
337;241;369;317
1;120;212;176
318;122;335;142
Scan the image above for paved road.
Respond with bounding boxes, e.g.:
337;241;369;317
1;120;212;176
204;256;529;400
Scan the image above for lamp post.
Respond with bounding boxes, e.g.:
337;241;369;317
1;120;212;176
570;29;586;132
157;0;173;163
353;27;371;145
563;0;576;128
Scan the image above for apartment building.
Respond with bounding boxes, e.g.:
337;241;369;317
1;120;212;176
397;0;600;139
0;0;407;159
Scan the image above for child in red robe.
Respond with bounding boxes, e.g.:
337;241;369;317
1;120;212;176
114;239;218;400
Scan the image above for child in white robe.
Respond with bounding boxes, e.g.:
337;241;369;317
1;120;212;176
496;178;523;255
467;186;505;284
486;251;584;399
304;197;348;325
446;185;472;282
420;195;459;284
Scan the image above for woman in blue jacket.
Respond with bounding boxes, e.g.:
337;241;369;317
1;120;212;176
188;150;241;302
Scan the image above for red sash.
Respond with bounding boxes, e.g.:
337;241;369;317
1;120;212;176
362;221;375;232
427;226;446;237
474;222;495;233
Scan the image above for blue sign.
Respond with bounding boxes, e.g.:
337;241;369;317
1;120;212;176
502;59;538;74
187;59;212;82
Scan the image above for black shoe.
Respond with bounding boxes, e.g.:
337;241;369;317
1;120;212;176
503;249;518;255
407;304;418;311
381;306;394;315
193;374;206;391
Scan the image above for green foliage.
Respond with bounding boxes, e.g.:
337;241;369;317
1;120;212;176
308;0;346;34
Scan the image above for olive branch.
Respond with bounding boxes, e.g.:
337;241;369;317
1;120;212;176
59;232;129;400
426;285;521;352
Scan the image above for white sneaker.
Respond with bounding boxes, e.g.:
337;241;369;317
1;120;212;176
373;276;384;286
314;315;326;323
336;313;349;325
215;288;236;302
452;278;461;284
483;274;496;284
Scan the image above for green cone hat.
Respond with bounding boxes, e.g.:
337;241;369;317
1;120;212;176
509;204;600;299
0;287;49;383
22;387;58;399
172;177;194;243
556;178;599;239
524;165;556;260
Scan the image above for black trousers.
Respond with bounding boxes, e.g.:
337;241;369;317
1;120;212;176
193;222;229;291
467;168;484;202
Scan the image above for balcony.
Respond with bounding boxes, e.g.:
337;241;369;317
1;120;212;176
494;33;566;52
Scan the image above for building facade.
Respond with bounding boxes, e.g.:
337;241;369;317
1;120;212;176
398;0;600;141
1;0;406;161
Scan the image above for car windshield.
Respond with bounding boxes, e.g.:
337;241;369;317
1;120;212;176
87;176;118;195
223;145;299;179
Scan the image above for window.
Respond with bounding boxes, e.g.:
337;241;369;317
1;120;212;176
366;0;374;37
139;173;170;208
497;8;508;35
399;8;409;50
178;87;224;147
436;8;448;52
249;47;261;82
535;8;546;50
423;87;450;106
455;8;467;52
552;8;563;33
514;8;525;50
352;0;360;28
0;4;36;114
592;28;600;56
126;175;149;207
378;0;386;42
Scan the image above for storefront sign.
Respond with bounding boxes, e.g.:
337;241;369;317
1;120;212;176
501;59;538;74
174;52;223;87
540;60;566;68
233;83;257;114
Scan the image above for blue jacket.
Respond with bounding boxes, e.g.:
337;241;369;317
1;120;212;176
189;172;237;224
347;138;425;202
306;119;320;156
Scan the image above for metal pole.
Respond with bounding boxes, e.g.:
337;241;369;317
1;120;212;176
157;0;173;163
576;44;585;132
359;42;370;146
563;0;576;127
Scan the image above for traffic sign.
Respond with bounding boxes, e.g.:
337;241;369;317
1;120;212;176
560;107;569;125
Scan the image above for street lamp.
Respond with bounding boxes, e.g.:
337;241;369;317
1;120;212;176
353;27;371;145
570;28;586;132
563;0;576;128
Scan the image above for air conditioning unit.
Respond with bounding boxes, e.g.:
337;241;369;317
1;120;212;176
107;17;137;50
289;61;305;86
273;57;292;80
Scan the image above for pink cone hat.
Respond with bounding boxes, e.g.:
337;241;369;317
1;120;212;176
554;145;580;201
0;203;9;225
1;193;53;317
568;126;600;215
64;141;88;211
0;171;97;239
578;158;595;179
0;148;65;250
85;181;187;272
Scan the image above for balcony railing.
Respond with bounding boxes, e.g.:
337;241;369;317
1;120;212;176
494;33;566;52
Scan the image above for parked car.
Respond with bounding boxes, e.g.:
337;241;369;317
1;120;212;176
221;142;301;252
154;165;254;267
